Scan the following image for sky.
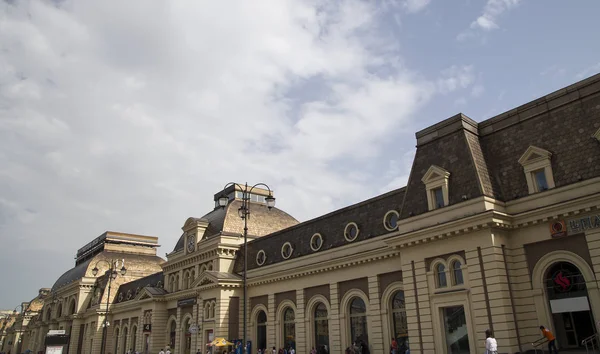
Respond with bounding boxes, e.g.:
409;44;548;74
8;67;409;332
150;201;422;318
1;0;599;308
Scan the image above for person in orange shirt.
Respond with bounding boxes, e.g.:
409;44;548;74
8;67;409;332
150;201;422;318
540;326;558;354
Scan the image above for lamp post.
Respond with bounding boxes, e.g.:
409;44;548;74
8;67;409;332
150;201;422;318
218;183;276;354
91;259;127;354
13;304;25;354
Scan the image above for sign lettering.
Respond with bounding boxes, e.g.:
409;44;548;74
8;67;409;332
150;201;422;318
177;298;197;307
568;214;600;233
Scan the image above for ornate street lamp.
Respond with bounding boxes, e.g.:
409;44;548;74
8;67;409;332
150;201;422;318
12;304;25;354
219;182;275;354
91;259;127;354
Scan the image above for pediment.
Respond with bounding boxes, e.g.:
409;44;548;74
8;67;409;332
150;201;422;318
182;217;209;232
421;165;450;184
518;145;552;166
190;273;217;288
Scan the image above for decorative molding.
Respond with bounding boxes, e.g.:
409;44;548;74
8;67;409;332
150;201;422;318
518;145;555;194
422;165;451;210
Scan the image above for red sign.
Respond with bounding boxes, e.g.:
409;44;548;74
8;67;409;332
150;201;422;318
550;220;567;238
553;271;572;292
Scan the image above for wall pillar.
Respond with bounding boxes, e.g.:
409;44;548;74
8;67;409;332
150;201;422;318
367;275;384;354
149;307;167;354
191;303;198;353
295;289;306;354
174;308;182;354
69;318;83;354
328;282;341;353
267;294;275;350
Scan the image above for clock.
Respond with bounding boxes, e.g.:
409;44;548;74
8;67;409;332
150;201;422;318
187;234;196;253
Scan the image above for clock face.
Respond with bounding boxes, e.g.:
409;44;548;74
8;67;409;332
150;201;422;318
187;235;196;252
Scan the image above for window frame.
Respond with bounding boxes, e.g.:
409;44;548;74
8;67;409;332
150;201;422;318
281;242;294;259
518;145;555;195
310;233;324;251
383;210;400;231
344;222;360;242
256;250;267;266
421;165;451;211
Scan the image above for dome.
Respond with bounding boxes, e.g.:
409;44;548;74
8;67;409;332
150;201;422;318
172;199;298;252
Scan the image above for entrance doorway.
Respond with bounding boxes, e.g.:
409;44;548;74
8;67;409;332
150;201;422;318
545;262;596;349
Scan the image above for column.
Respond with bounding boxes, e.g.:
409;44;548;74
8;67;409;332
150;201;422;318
267;294;275;349
196;300;204;352
91;319;104;354
328;283;341;353
150;308;167;354
367;275;384;353
69;318;83;354
480;245;520;353
137;309;145;353
295;289;306;354
126;318;132;352
174;308;182;354
191;303;198;353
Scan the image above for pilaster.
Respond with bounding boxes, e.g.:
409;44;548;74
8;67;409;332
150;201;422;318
150;308;167;354
367;275;384;353
267;294;275;349
69;318;83;354
329;282;341;353
91;319;104;354
191;304;198;352
174;308;182;354
295;289;306;354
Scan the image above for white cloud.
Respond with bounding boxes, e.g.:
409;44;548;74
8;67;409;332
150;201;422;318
576;62;600;80
471;84;485;97
437;65;475;94
403;0;432;13
458;0;521;40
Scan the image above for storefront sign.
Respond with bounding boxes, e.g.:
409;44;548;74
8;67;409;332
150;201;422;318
177;298;197;307
567;214;600;233
143;324;152;333
550;214;600;238
46;346;64;354
188;324;199;334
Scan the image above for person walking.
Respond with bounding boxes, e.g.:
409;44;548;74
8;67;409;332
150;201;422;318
484;329;498;354
540;326;558;354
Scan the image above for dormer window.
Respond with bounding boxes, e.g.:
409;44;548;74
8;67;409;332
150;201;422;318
422;165;450;211
433;187;445;208
518;146;555;195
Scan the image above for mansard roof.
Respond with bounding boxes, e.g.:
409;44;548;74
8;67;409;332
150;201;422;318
114;271;164;304
237;72;600;272
238;187;406;272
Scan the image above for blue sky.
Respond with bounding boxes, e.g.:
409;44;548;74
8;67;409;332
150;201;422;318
0;0;599;308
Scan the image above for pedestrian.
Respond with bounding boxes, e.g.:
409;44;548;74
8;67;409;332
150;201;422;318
484;329;498;354
390;338;398;354
158;349;164;354
310;347;316;354
540;326;558;354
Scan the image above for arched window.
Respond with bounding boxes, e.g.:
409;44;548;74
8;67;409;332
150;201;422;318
314;303;329;350
283;307;296;350
210;301;216;319
256;311;267;351
69;300;76;315
122;327;128;354
181;317;191;354
451;260;464;285
169;276;175;292
349;297;368;347
183;271;190;290
131;326;137;352
204;303;210;319
208;263;213;271
174;275;180;292
391;291;408;353
113;328;120;354
169;320;176;348
436;263;447;288
57;303;63;318
544;261;587;299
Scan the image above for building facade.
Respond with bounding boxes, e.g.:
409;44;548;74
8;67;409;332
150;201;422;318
12;73;600;354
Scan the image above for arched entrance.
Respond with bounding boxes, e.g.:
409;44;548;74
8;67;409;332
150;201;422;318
181;317;191;354
545;261;596;348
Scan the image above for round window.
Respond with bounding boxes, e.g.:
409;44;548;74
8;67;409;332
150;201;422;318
281;242;293;259
256;250;267;266
383;210;400;231
310;233;323;251
118;293;124;302
344;222;359;242
126;290;133;300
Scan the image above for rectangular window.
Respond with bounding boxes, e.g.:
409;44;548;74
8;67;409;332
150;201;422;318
433;187;445;208
443;306;470;354
533;169;549;192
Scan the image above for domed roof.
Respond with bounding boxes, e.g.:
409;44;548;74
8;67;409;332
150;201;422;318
172;199;298;252
51;251;164;291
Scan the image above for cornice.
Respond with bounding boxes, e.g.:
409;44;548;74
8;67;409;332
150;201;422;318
248;246;400;286
163;250;217;272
